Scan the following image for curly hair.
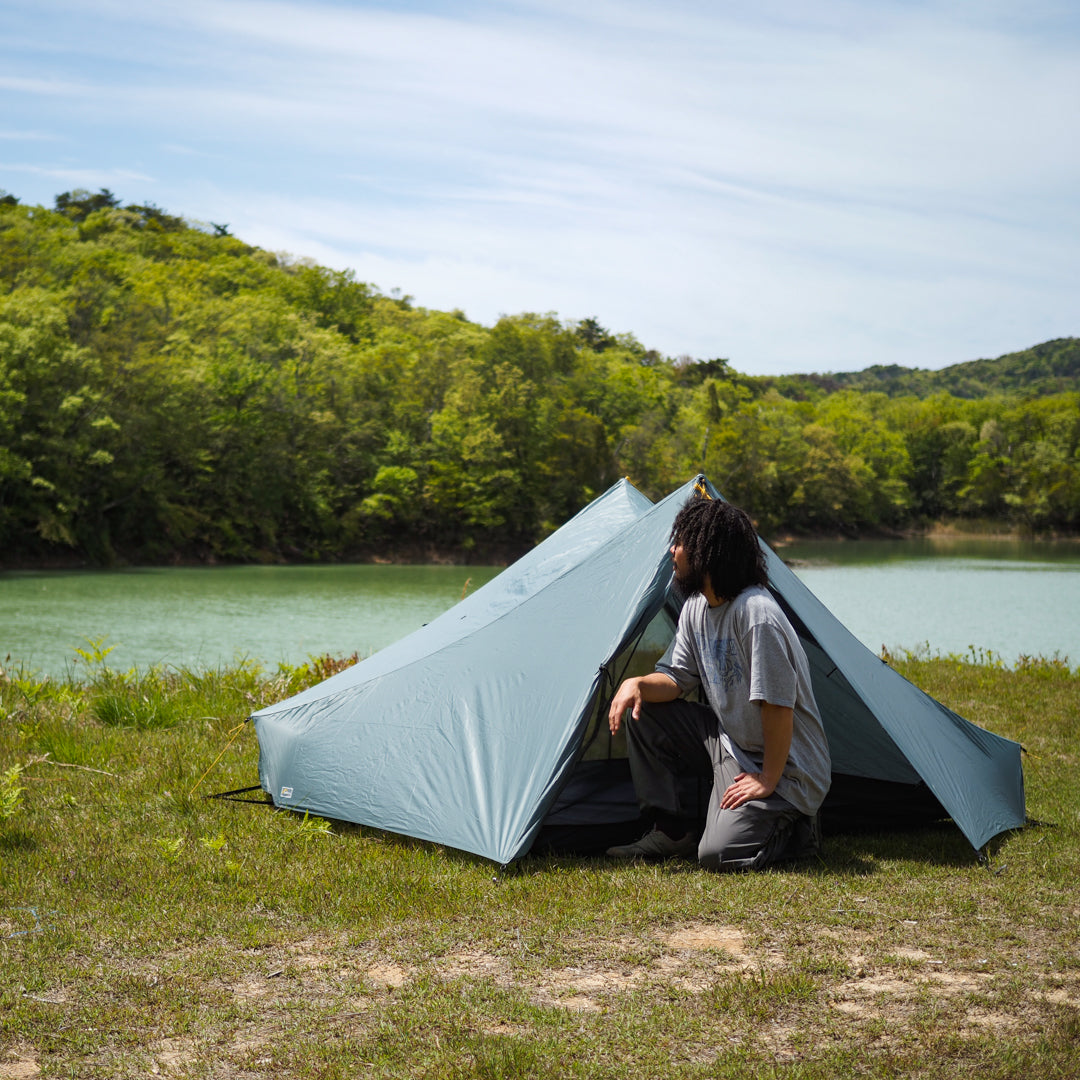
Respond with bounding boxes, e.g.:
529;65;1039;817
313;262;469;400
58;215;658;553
671;498;768;601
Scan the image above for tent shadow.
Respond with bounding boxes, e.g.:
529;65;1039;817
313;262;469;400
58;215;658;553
328;820;498;869
822;821;1003;870
304;813;1030;877
324;816;1021;875
513;849;881;878
519;818;1018;877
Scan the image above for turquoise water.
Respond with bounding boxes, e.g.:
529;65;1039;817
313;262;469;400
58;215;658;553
1;564;498;677
780;538;1080;665
2;540;1077;676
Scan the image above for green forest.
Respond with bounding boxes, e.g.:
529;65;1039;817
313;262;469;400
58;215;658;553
1;188;1078;566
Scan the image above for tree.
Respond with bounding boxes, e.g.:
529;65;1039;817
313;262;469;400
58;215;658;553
55;188;120;222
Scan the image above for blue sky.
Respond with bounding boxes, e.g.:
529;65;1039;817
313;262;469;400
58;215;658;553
1;0;1078;374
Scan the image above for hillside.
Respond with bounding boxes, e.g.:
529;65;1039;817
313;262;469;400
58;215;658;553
1;188;1078;566
778;338;1080;399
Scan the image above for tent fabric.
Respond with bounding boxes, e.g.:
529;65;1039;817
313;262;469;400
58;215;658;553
252;474;1026;864
254;478;694;865
761;545;1026;850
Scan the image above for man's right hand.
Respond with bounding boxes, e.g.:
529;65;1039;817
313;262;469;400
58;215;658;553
608;672;680;734
608;677;644;734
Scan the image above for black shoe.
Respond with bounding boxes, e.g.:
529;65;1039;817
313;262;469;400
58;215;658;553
606;828;698;861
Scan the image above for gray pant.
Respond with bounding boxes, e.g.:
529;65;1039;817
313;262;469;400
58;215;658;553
627;698;803;872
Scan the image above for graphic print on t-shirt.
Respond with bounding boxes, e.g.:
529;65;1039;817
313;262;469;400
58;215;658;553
715;638;745;690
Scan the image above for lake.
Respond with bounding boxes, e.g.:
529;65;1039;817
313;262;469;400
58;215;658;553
1;564;501;678
778;537;1079;666
3;539;1078;677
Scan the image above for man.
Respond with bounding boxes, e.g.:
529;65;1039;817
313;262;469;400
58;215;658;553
606;497;831;870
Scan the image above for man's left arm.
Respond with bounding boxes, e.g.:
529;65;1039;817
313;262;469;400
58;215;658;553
718;702;794;810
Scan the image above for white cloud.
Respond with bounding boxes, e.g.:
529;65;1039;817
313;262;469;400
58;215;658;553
1;0;1077;372
0;129;60;141
0;74;88;95
0;161;154;186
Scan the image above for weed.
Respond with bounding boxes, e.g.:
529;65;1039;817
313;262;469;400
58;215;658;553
0;762;24;820
290;810;335;842
72;635;117;669
155;836;184;862
200;829;228;853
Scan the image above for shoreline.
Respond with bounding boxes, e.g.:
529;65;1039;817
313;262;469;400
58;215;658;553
0;540;532;574
3;526;1079;573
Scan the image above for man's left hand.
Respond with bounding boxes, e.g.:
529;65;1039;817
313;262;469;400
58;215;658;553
719;772;775;810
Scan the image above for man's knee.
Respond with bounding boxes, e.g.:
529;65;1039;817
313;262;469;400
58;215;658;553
697;806;799;873
696;821;759;872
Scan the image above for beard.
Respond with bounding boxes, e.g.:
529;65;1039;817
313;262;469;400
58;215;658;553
673;560;705;596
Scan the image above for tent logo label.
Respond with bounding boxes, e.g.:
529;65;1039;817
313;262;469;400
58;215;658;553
280;786;293;799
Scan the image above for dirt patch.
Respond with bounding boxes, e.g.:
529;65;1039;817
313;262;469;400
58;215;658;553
229;974;277;1000
758;1022;803;1061
69;917;1074;1066
547;993;602;1013
226;1028;276;1056
480;1020;530;1037
662;923;747;957
436;925;764;1011
963;1010;1022;1032
455;922;785;1011
925;969;993;994
830;952;1005;1034
540;965;639;1010
0;1049;40;1080
282;934;347;965
1043;987;1080;1008
438;949;507;981
891;946;937;962
833;973;918;1013
660;922;787;974
363;963;411;988
437;948;641;1011
148;1038;197;1075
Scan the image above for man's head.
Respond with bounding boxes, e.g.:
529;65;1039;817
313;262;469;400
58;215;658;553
669;498;768;602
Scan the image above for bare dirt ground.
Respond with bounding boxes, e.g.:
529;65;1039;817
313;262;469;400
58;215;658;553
7;916;1076;1077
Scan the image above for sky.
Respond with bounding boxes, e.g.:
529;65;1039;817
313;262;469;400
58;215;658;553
1;0;1078;375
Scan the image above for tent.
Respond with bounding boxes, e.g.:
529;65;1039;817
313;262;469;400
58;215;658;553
251;475;1026;864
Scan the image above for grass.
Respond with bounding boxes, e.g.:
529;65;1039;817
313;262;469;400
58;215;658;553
1;648;1078;1078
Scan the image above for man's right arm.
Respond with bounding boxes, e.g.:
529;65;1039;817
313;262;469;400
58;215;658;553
608;672;680;734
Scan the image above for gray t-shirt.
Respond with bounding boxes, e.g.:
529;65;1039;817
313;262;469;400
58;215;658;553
655;585;831;816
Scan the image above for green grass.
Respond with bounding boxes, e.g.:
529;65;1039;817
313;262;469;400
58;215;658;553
2;650;1078;1078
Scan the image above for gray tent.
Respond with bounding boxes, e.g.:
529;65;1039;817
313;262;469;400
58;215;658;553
252;475;1025;864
